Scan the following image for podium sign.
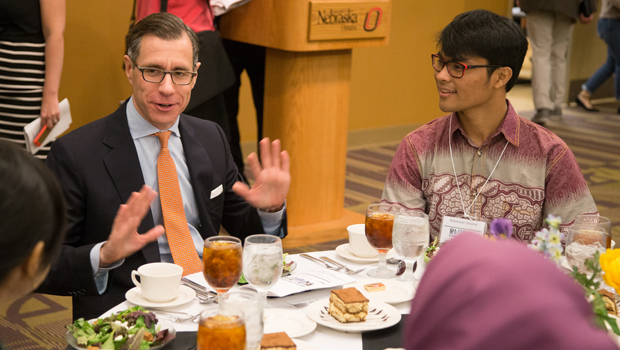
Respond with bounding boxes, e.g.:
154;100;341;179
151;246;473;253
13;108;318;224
309;1;389;41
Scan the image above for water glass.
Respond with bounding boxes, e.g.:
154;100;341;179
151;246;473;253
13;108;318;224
574;215;612;248
219;290;264;350
565;224;607;274
243;235;283;304
392;211;429;282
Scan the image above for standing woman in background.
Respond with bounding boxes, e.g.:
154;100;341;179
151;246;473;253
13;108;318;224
0;0;65;159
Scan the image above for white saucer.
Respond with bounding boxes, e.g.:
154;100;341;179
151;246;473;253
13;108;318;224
125;285;195;309
335;244;395;264
344;278;415;304
306;299;401;333
264;308;317;338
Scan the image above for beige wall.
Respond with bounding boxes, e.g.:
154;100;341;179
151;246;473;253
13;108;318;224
61;0;134;132
62;0;509;135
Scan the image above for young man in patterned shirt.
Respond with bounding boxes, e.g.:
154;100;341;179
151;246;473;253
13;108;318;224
382;10;597;243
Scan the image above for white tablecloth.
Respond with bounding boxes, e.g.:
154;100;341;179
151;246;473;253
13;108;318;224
103;250;425;350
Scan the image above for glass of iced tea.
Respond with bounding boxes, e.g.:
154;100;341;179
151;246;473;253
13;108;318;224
203;236;243;299
365;203;402;279
197;309;246;350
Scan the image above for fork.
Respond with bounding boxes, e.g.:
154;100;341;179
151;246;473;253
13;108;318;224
319;256;365;275
300;254;344;271
156;311;201;323
285;298;323;309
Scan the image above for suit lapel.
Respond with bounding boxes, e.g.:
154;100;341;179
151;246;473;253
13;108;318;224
179;116;214;237
102;102;159;262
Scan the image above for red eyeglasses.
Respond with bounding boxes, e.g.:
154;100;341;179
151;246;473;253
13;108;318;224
431;54;502;78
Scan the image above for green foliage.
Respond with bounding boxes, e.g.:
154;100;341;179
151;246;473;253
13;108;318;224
570;251;620;335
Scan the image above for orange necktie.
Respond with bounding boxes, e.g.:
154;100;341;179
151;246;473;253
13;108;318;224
155;131;202;276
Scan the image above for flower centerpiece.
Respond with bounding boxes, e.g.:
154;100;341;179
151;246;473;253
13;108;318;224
528;215;563;264
528;214;620;335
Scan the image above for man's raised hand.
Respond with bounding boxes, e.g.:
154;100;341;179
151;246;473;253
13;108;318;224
232;138;290;211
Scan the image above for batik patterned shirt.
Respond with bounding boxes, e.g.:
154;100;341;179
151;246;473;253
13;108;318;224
382;101;597;243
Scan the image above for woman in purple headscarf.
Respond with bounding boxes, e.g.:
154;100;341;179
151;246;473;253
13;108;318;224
404;233;617;350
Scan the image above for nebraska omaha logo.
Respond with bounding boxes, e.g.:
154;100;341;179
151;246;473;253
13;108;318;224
316;7;383;32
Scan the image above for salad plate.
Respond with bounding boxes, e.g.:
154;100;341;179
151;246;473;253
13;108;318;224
66;307;176;350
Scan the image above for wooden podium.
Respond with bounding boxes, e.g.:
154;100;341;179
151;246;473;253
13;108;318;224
220;0;392;247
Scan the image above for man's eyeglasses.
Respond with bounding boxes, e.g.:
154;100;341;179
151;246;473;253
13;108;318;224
131;59;197;85
431;54;502;78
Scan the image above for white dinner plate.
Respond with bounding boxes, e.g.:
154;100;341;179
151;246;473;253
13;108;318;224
306;299;401;333
125;285;195;309
66;320;175;350
335;244;395;264
343;279;415;304
264;308;317;338
293;339;318;350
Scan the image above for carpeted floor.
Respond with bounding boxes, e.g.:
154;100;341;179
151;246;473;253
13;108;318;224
1;105;618;349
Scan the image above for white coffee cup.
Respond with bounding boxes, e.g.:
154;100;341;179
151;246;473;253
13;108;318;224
131;262;183;303
348;224;378;258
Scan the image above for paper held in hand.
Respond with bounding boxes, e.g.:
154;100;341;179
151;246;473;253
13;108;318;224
23;98;72;155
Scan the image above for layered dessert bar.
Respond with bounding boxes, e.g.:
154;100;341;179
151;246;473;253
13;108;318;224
329;287;369;323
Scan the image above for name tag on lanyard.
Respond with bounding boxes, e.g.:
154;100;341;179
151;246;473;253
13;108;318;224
439;215;487;244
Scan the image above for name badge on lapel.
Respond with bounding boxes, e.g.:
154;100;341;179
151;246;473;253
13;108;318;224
439;216;487;244
210;184;223;199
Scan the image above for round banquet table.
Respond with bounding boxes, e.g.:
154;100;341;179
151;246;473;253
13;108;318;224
65;250;425;350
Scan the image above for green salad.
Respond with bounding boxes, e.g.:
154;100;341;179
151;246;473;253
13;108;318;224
66;306;175;350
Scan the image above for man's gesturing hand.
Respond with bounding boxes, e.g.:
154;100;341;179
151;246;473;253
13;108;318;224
232;138;290;211
99;185;165;267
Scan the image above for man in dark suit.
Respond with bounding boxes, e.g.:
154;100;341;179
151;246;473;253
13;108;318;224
36;13;290;320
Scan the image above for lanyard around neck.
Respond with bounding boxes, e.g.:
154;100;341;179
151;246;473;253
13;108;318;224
448;115;510;220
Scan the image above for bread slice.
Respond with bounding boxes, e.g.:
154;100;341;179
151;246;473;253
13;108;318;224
329;287;369;323
260;332;296;350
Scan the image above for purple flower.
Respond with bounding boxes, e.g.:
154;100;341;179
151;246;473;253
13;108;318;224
490;218;513;239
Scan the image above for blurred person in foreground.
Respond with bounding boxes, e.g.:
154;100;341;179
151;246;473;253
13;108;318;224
0;140;67;348
36;13;290;320
519;0;596;124
404;233;617;350
381;10;596;244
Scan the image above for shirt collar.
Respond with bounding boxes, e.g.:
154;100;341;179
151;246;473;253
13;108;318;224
126;96;181;140
449;99;520;147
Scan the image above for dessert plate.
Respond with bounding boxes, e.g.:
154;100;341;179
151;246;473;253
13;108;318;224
66;320;175;350
125;285;195;309
264;308;317;338
306;299;401;333
335;244;395;264
344;279;415;304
